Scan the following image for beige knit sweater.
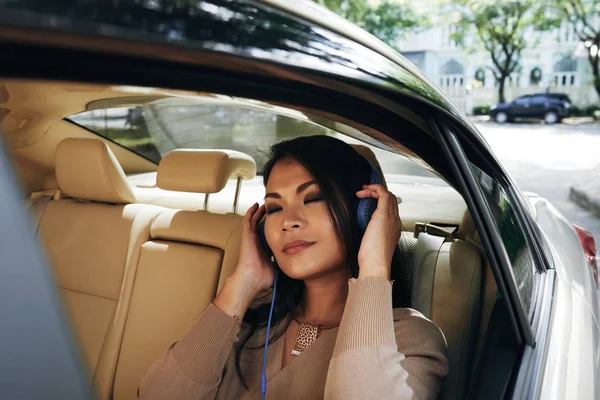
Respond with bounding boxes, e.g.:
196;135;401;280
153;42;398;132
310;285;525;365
139;277;449;399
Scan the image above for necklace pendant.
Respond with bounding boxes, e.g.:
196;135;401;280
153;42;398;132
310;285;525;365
291;321;319;355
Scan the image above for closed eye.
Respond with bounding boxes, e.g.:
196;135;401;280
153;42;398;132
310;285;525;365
304;195;323;204
266;206;282;214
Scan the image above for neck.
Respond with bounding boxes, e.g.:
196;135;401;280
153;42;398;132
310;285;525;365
297;268;350;326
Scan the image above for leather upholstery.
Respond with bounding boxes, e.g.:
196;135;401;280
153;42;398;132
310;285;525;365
458;209;499;380
39;200;163;399
157;149;256;193
397;226;484;400
149;209;243;293
55;138;136;204
430;240;482;400
39;137;491;400
458;208;477;240
112;210;243;399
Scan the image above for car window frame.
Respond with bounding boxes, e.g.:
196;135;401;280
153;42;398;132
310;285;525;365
431;112;538;346
438;115;562;399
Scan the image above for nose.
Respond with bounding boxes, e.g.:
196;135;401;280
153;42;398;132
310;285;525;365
281;205;306;232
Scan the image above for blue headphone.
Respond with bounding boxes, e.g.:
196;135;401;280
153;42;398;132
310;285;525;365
258;155;382;399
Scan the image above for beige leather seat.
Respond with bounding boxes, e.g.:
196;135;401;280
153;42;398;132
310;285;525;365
37;138;485;400
406;215;485;400
37;138;164;399
111;149;256;400
355;144;485;398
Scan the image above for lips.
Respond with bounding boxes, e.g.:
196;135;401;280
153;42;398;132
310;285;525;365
282;240;315;255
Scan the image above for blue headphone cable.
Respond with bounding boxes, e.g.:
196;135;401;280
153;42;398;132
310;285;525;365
260;269;278;400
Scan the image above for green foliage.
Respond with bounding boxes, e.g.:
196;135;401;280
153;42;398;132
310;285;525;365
546;0;600;42
472;105;491;115
547;0;600;97
447;0;560;102
584;104;600;115
312;0;428;50
565;105;600;117
570;105;584;116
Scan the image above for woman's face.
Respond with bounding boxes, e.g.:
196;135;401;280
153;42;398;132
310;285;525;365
264;157;346;280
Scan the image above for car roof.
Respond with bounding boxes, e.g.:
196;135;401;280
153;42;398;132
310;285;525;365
0;0;496;164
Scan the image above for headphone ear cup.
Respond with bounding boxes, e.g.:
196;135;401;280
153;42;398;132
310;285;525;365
357;157;383;233
357;197;378;232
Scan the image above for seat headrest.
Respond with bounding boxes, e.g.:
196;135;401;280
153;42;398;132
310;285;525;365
157;149;257;193
55;138;136;204
350;144;387;188
459;208;477;240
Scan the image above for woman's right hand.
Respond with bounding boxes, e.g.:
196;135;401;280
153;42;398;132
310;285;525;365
232;203;275;295
214;203;275;318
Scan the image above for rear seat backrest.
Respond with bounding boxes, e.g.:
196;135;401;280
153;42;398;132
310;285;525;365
112;149;256;400
350;145;485;398
39;138;163;399
402;218;484;400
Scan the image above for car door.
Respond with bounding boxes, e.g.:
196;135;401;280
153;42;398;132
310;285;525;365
508;96;532;118
1;1;598;399
434;114;600;399
0;133;92;399
529;95;548;118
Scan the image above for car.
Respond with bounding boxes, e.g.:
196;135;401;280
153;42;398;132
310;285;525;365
0;1;598;399
573;225;598;288
489;93;572;124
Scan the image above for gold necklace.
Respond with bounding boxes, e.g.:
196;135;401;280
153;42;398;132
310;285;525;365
290;317;339;356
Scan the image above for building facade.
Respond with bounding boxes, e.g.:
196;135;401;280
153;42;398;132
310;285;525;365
397;22;599;113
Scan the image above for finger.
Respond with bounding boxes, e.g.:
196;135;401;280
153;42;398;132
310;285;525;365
388;193;399;213
244;203;259;227
356;189;379;199
356;185;384;199
362;183;386;191
251;204;267;231
375;189;396;213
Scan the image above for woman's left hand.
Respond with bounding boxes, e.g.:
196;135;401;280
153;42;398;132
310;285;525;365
356;184;402;279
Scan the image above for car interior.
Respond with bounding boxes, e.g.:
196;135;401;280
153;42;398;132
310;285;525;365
2;79;501;400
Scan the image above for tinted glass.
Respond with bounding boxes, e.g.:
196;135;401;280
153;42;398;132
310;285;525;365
68;99;439;179
513;97;530;105
529;95;546;104
471;163;536;313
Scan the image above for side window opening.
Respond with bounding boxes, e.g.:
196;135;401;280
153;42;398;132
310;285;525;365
470;163;536;317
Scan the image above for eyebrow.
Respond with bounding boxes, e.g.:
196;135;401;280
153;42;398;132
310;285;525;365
264;180;319;199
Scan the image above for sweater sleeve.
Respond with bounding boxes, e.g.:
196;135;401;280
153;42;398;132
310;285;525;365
324;277;449;400
138;302;241;400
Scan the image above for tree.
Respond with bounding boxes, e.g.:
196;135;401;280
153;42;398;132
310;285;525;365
313;0;428;51
548;0;600;99
448;0;557;103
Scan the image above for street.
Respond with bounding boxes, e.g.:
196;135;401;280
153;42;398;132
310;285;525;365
475;122;600;246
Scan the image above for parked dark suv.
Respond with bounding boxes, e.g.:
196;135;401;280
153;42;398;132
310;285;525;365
489;93;572;124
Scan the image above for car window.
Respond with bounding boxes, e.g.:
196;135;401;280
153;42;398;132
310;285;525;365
547;93;571;103
67;98;439;180
470;163;536;315
529;95;547;104
513;96;530;105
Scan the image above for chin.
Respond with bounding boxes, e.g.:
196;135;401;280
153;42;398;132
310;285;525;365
277;257;344;281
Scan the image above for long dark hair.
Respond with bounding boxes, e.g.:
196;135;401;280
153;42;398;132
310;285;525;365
234;135;409;387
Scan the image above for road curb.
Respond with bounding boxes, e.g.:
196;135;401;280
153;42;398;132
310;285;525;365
570;186;600;218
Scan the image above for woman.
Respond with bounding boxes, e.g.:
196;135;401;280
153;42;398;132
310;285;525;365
139;136;449;399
